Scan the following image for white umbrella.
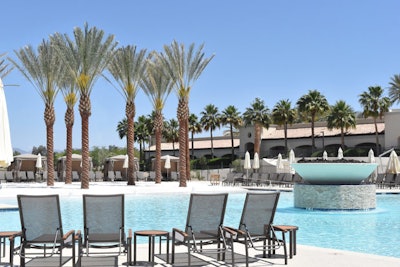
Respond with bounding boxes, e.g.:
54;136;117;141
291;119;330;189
252;152;260;172
387;150;400;174
277;153;284;170
0;78;13;168
288;149;296;163
36;153;42;169
337;147;344;160
244;151;251;178
323;150;328;160
368;149;376;163
123;154;129;179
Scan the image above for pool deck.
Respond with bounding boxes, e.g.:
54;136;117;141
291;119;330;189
0;181;399;266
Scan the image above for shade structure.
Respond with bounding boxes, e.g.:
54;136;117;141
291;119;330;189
0;78;13;168
387;150;400;174
123;154;128;169
323;150;328;160
252;152;260;170
35;153;42;168
337;147;344;159
288;149;296;163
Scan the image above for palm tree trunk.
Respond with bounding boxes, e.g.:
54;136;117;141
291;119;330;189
341;126;345;148
186;119;190;181
210;129;214;158
311;114;316;149
254;123;261;155
230;124;235;162
126;102;136;185
177;98;188;187
374;118;380;153
45;105;55;186
65;107;74;184
191;131;195;159
284;123;288;155
79;95;91;189
154;111;163;184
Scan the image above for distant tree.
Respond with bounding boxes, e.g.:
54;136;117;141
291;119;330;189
359;86;391;153
221;105;242;161
188;114;202;159
272;99;296;155
10;39;63;186
327;100;356;149
200;104;221;158
117;118;128;140
32;145;47;156
163;119;179;156
388;74;400;104
243;97;270;155
297;90;330;149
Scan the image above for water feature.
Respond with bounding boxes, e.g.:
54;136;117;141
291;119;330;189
291;161;378;210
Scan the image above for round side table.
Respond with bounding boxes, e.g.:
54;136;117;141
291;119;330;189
133;230;169;266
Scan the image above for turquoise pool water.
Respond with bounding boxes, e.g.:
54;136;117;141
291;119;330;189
0;192;399;258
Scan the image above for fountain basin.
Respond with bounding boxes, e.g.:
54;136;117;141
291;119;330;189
291;163;378;185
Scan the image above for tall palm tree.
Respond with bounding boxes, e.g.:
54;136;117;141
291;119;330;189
200;104;221;158
140;53;174;183
157;41;214;187
52;23;117;189
163;119;179;156
10;39;63;186
107;45;147;185
327;100;356;149
272;99;296;155
58;65;78;184
388;74;400;104
243;97;270;156
297;90;330;149
359;86;391;154
220;105;242;161
188;113;202;159
117;118;128;140
0;53;14;78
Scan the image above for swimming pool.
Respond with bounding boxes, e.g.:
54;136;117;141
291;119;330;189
0;192;399;258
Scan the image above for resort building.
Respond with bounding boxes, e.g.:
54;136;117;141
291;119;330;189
147;109;400;160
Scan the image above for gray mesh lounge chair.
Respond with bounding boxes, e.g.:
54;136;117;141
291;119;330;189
17;194;76;267
171;193;235;266
225;192;287;266
80;194;132;265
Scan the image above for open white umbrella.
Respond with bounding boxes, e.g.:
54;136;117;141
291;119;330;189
323;150;328;160
337;147;344;160
0;78;13;168
252;152;260;172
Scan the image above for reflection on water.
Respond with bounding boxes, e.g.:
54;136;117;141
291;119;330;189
0;191;399;258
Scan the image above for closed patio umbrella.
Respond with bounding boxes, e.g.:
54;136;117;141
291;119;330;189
36;153;42;169
244;151;251;178
252;152;260;171
337;147;344;160
387;150;400;174
289;149;296;163
164;155;171;179
368;149;375;163
123;154;128;178
323;150;328;161
0;78;13;168
277;153;284;170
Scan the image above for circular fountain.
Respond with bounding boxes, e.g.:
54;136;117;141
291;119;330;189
291;160;378;210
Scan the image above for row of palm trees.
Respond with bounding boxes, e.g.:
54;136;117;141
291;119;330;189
5;23;213;188
124;86;394;162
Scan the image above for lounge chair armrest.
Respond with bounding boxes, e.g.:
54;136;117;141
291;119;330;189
223;226;245;238
63;230;75;240
127;229;132;239
8;231;22;242
172;228;187;242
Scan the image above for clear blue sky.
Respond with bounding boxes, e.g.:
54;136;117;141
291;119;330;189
2;0;400;152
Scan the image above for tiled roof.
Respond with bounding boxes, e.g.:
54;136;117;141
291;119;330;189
149;138;240;151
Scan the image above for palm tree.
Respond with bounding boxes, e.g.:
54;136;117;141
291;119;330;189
157;41;214;187
188;114;202;159
297;90;330;149
200;104;221;158
163;119;179;156
272;99;296;155
107;45;147;185
388;74;400;104
242;97;270;156
10;39;63;186
140;52;174;183
220;105;242;161
0;53;14;78
58;64;78;184
327;100;356;149
52;23;117;189
117;118;128;140
359;86;391;154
